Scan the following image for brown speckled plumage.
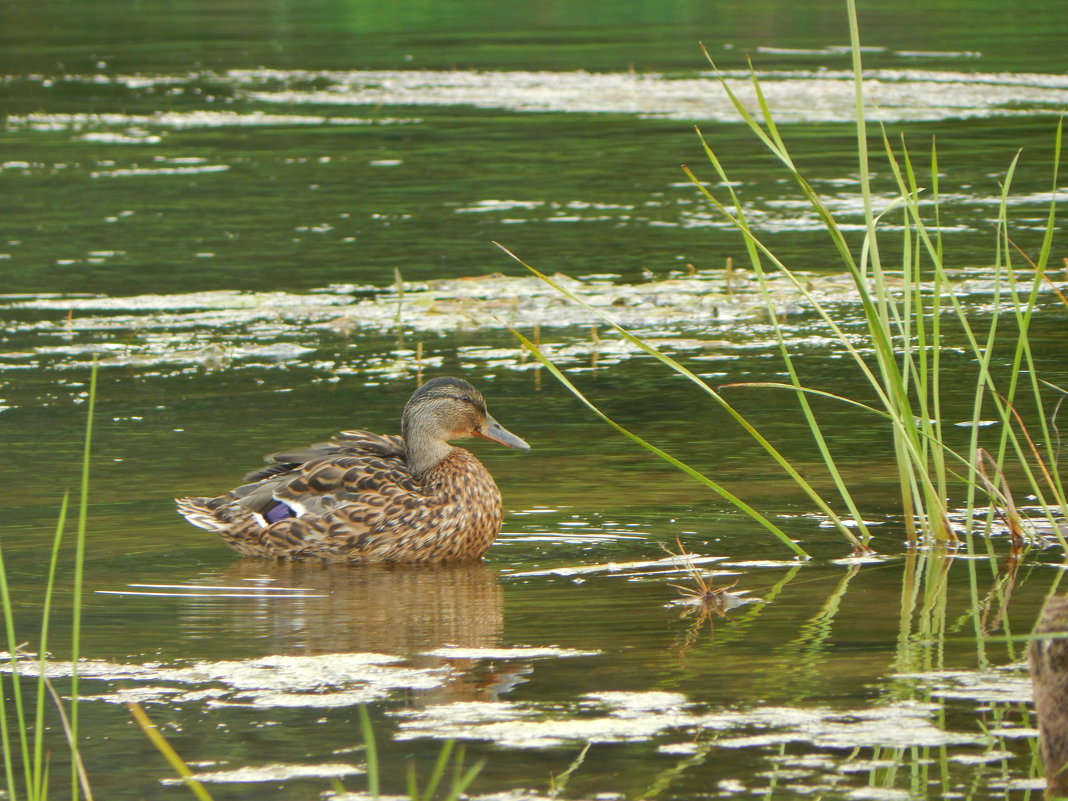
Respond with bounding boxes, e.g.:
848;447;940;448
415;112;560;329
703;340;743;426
176;377;529;563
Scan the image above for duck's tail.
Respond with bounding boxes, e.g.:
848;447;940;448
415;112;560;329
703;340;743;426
178;496;284;558
176;496;229;532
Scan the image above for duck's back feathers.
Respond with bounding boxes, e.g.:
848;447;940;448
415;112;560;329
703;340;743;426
243;431;405;482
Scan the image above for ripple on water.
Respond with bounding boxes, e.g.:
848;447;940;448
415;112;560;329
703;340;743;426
160;762;364;785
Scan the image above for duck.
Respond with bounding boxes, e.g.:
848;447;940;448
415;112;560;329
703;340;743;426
176;377;530;563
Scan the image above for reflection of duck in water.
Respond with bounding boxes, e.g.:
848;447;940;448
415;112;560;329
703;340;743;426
216;560;526;703
218;561;504;656
177;378;530;563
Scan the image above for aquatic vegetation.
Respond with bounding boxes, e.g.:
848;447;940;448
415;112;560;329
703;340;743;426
356;705;483;801
505;0;1068;557
684;30;1067;551
660;536;739;603
130;701;479;801
0;365;96;800
660;537;745;646
1;266;1056;405
13;66;1067;127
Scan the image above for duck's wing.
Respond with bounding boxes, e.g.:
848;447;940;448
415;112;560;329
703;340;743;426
231;429;413;520
267;452;420;519
242;430;405;482
332;430;405;458
181;430;415;545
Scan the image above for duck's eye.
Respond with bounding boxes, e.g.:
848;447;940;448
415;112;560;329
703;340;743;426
459;394;471;403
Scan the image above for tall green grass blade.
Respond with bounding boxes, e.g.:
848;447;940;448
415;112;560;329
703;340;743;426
0;559;20;801
509;327;809;558
896;134;948;507
685;143;893;545
872;132;958;539
719;383;887;418
503;9;1064;558
420;739;455;801
690;38;1068;546
883;130;1066;544
127;703;212;801
445;746;482;801
406;762;419;801
972;153;1021;542
681;156;959;540
549;742;590;799
696;44;788;170
34;493;70;800
732;198;875;545
745;55;791;162
0;512;33;799
695;57;859;275
845;0;881;280
1001;119;1066;512
358;705;379;800
886;129;1062;541
701;123;880;544
70;361;96;801
712;5;957;540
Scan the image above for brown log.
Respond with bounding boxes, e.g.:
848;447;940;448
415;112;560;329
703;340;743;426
1029;595;1068;799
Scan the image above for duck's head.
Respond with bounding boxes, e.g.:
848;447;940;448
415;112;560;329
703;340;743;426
401;377;529;475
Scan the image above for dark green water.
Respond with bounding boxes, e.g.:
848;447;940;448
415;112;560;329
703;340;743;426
1;0;1067;798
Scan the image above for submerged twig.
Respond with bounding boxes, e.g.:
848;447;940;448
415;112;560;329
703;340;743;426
1041;378;1067;471
1006;233;1068;309
662;536;737;603
1001;392;1062;504
974;448;1026;554
393;266;405;327
44;677;94;801
662;537;740;651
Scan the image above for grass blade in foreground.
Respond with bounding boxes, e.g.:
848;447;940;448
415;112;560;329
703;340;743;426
128;703;214;801
70;362;96;801
359;704;379;800
34;493;70;799
510;328;810;559
0;363;98;801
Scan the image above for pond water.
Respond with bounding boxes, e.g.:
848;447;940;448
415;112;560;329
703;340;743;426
2;0;1067;799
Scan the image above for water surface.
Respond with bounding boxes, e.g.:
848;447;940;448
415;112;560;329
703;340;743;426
1;0;1066;798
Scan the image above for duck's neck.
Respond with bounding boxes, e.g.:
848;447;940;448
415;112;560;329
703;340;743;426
402;420;453;479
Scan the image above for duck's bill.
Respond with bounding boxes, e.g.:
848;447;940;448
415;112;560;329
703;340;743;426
475;415;531;451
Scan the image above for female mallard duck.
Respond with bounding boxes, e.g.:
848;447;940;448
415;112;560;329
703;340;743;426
176;377;529;563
